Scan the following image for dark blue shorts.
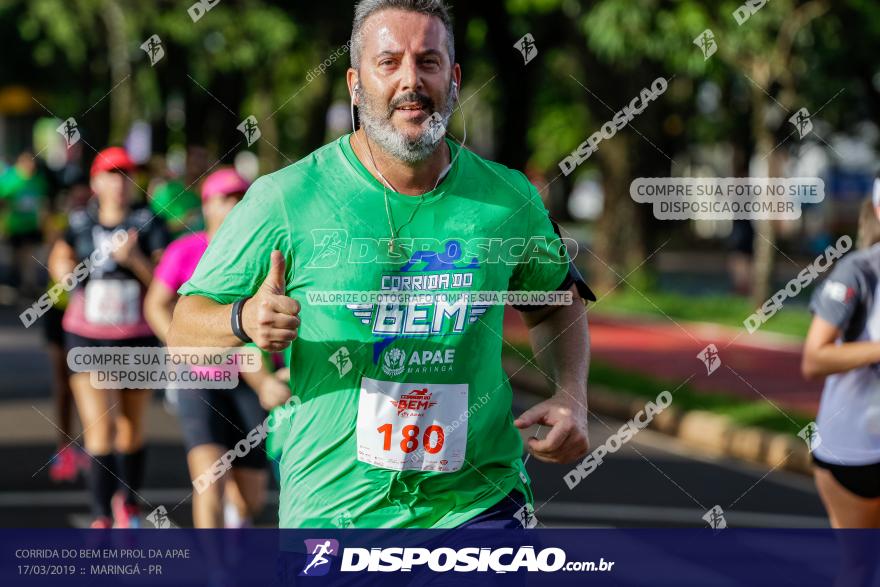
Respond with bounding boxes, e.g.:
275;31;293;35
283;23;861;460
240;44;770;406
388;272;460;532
456;490;533;529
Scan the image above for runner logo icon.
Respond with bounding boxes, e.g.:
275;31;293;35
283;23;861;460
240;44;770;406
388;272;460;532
300;539;340;577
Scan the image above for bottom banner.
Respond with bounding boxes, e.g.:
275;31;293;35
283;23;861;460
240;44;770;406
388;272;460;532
2;529;878;586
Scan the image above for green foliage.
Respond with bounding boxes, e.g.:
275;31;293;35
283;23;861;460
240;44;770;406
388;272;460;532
593;288;813;338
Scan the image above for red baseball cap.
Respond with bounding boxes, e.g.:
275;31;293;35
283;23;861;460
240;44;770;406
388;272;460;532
90;147;135;177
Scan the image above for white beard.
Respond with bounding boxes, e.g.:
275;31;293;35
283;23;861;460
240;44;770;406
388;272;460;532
356;83;456;164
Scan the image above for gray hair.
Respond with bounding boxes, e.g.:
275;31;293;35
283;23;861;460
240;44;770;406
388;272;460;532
350;0;455;70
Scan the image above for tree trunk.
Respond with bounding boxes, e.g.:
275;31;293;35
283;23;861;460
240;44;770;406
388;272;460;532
592;134;645;293
749;83;777;307
99;0;131;144
255;78;280;171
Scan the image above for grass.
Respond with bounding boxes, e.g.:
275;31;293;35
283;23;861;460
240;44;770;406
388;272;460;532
503;343;813;436
590;289;813;338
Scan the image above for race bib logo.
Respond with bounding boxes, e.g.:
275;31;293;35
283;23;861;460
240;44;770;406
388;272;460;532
390;388;437;417
300;539;339;577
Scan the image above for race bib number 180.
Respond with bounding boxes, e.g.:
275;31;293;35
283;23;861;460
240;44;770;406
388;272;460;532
357;377;468;473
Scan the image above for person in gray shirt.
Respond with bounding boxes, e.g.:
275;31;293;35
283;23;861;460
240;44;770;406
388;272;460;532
803;191;880;528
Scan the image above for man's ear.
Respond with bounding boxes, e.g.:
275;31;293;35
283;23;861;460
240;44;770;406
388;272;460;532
347;68;360;105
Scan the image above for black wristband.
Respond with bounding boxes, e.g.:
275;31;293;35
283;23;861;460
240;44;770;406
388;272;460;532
231;297;252;343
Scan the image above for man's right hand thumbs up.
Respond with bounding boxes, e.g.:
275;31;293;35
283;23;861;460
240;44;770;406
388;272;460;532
241;250;300;352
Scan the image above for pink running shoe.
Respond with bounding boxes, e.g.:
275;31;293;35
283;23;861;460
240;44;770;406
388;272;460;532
49;446;80;483
112;493;141;529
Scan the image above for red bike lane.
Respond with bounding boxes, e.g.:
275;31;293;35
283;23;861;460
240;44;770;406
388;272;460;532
503;308;822;415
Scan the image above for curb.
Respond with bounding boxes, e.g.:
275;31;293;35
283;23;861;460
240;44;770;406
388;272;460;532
503;356;813;475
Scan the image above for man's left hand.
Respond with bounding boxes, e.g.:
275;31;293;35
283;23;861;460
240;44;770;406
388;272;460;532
514;395;589;464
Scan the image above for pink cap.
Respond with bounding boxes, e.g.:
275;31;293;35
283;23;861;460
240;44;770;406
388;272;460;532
201;168;251;201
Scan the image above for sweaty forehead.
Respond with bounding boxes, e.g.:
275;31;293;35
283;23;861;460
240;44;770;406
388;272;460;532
361;9;448;58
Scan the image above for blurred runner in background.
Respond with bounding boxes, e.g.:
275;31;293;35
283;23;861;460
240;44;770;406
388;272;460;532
48;146;170;528
45;171;91;483
0;151;49;298
149;179;204;239
145;167;270;528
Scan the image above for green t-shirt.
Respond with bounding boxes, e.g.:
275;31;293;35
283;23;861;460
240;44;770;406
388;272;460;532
179;133;571;528
0;166;47;235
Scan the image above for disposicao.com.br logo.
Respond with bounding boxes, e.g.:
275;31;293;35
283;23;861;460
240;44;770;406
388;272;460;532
299;540;614;575
300;539;339;576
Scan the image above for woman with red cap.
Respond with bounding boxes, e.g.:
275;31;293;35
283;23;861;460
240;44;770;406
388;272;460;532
48;147;171;528
145;167;285;527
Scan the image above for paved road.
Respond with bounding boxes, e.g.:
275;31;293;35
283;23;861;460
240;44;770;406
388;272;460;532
0;306;828;528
